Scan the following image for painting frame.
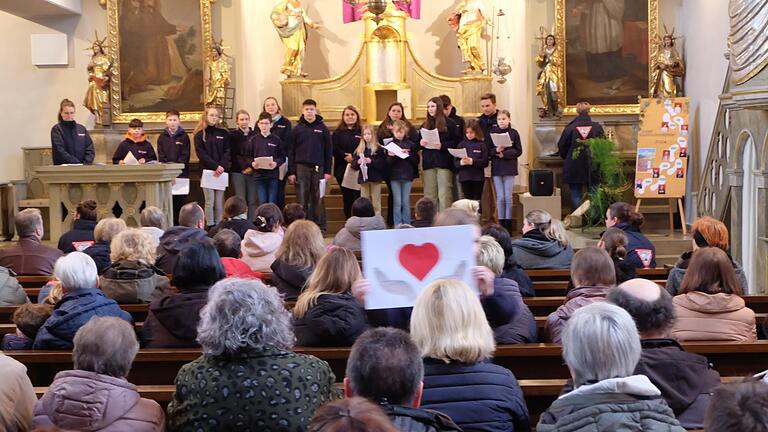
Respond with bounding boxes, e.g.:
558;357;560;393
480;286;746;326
554;0;659;115
105;0;213;123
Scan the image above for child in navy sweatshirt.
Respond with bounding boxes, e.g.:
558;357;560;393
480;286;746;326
230;110;258;219
157;110;190;225
454;119;488;201
351;124;386;216
487;109;523;230
113;118;157;164
194;107;231;226
387;120;420;226
240;112;286;205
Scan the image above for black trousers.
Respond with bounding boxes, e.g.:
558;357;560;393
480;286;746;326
461;180;484;201
296;164;326;232
335;174;360;219
172;194;187;226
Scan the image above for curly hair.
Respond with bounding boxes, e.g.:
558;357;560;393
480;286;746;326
109;229;157;265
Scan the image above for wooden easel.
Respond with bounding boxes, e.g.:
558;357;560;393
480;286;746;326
635;198;687;237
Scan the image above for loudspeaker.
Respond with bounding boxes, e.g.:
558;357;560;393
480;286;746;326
529;170;554;196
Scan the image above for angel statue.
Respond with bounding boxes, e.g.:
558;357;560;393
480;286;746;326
536;30;564;118
204;40;231;107
448;0;488;73
651;28;685;98
271;0;321;78
83;32;112;126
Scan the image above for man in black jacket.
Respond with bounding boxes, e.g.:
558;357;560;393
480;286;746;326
345;328;463;432
155;203;207;275
557;101;605;211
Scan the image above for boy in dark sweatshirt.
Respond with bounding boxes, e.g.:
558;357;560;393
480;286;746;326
240;112;286;205
287;99;332;231
113;118;158;164
157;110;191;225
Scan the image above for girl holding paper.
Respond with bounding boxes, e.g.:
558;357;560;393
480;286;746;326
420;97;459;211
377;102;419;226
230;110;257;219
263;97;292;209
487;110;523;232
333;106;363;219
194;107;231;227
454;119;488;201
242;112;286;206
386;120;420;226
351;125;386;216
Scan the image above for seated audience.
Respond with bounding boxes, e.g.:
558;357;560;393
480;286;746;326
33;317;165;430
344;327;462;431
100;229;173;304
57;200;97;253
412;196;437;228
671;247;757;342
139;206;165;247
0;208;63;275
537;303;685;431
241;203;285;272
478;235;537;343
207;196;257;239
283;202;306;227
142;238;225;347
37;280;62;305
0;351;36;431
2;303;52;350
83;217;127;274
309;397;398;432
451;199;480;218
271;220;326;299
667;216;748;295
482;223;535;297
212;228;263;279
294;247;368;346
545;247;615;343
606;202;656;268
167;278;342;430
333;197;387;251
608;278;721;429
704;379;768;432
34;253;132;349
411;279;531;432
155;202;207;274
598;227;637;285
511;210;573;269
0;264;27;305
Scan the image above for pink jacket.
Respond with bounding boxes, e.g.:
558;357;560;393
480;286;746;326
33;370;165;431
545;285;612;344
241;229;285;272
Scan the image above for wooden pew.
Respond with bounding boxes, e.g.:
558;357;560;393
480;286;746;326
525;295;768;316
525;268;669;296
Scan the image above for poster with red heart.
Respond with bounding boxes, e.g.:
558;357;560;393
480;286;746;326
360;225;477;310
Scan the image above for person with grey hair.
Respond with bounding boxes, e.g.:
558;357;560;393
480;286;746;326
0;208;63;275
155;202;207;274
537;302;685;431
140;206;166;247
83;217;127;274
33;252;131;350
167;278;342;430
33;317;165;430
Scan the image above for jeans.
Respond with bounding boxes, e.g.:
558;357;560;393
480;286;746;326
202;187;225;226
493;175;515;220
423;168;454;211
295;164;325;230
569;183;585;211
360;182;382;215
255;178;279;205
390;180;413;226
460;180;484;201
231;172;259;219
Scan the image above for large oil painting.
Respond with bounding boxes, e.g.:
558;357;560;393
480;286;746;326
106;0;213;122
556;0;658;114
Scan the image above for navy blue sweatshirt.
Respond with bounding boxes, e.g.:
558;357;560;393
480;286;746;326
229;128;253;173
486;125;523;177
112;137;157;164
289;115;333;176
419;117;459;170
194;126;231;171
448;106;466;137
478;111;499;137
351;146;387;183
386;138;420;181
157;127;191;177
239;132;285;180
332;127;362;180
454;138;488;182
51;121;95;165
378;120;420;144
270;115;292;161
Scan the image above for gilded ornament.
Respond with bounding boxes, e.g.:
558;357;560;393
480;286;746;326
271;0;321;78
650;27;684;98
449;0;488;74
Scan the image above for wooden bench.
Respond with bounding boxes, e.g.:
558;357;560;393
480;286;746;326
525;268;669;296
525;295;768;316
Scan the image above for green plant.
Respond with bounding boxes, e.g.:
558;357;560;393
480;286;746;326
581;137;628;226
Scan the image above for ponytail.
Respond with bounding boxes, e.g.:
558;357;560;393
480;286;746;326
608;202;644;227
600;227;629;260
525;210;569;248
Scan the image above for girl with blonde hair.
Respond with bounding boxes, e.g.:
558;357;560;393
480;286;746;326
270;220;326;300
351;124;386;216
193;106;230;226
510;209;574;269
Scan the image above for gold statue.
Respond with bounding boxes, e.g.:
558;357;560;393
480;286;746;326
271;0;321;78
651;29;685;98
448;0;487;73
83;32;112;125
205;41;231;107
536;33;564;118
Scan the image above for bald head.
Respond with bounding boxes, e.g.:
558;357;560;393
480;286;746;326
607;278;675;339
617;278;662;302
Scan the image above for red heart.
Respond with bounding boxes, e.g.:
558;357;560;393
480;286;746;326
398;243;440;281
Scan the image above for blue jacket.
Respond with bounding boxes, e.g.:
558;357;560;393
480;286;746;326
33;288;133;350
289;115;333;176
51;121;95;165
82;241;112;274
615;222;657;268
421;359;531;432
57;219;96;253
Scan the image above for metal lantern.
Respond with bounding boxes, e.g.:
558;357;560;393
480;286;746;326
368;0;388;23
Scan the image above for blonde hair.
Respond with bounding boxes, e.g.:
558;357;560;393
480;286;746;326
193;106;222;140
354;124;379;156
451;199;480;218
94;218;127;242
294;247;361;319
410;279;495;364
477;235;505;276
275;220;326;270
43;281;64;305
525;210;569;247
110;229;157;265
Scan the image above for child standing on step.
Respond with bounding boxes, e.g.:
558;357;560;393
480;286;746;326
387;120;420;226
454;119;488;201
487;110;522;232
351;125;386;216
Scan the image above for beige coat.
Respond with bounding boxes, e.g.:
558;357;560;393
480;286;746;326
672;291;757;342
0;353;37;431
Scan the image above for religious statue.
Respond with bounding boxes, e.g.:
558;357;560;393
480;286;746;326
83;32;112;126
271;0;321;78
536;33;564;118
448;0;487;73
651;29;685;98
204;41;231;107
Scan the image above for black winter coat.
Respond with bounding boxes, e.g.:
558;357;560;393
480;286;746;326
492;278;537;344
270;259;312;300
557;113;605;185
194;126;231;171
386;139;420;181
57;219;96;253
82;241;111;274
293;292;368;346
142;288;209;348
486;126;523;177
229;128;253;173
501;257;535;297
157;127;191;177
351;146;388;183
332;127;362;181
289;115;333;175
420;118;459;171
155;226;208;275
51;121;95;165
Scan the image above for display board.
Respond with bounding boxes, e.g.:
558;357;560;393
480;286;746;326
634;97;690;198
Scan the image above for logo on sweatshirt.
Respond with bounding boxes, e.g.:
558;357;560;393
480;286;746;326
216;135;223;139
78;133;86;137
576;126;593;140
314;129;323;133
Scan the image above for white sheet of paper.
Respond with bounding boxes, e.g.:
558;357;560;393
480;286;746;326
254;156;274;170
278;158;288;180
123;151;139;166
341;164;361;190
361;225;477;310
420;128;442;150
172;178;190;195
491;132;514;148
360;162;369;182
382;142;409;159
448;148;468;159
319;178;327;198
201;169;229;191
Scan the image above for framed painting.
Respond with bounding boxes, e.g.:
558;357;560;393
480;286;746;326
106;0;213;122
554;0;659;115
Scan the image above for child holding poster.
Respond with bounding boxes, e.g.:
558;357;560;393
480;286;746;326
351;125;387;215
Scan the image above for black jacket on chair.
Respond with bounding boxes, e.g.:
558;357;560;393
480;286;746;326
57;219;97;253
293;292;368;346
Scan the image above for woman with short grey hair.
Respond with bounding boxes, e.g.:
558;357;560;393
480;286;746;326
537;302;685;431
167;278;342;431
33;316;165;430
